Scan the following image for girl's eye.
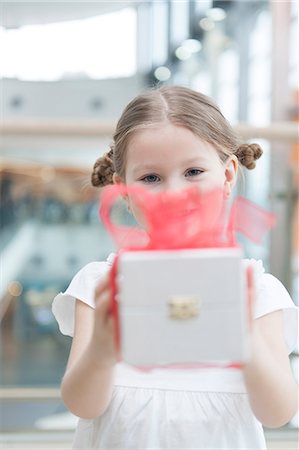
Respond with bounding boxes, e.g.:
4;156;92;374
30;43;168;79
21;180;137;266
185;168;203;177
140;174;160;183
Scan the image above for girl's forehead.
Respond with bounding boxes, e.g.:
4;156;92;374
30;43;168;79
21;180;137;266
126;124;220;164
130;123;198;144
125;133;221;178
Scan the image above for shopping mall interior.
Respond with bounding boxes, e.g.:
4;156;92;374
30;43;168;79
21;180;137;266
0;1;298;448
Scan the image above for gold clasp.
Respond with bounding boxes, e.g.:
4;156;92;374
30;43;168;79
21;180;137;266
168;296;201;320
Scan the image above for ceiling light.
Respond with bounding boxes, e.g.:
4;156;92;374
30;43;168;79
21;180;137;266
154;66;171;81
175;46;192;61
206;8;227;22
199;17;215;31
181;39;202;53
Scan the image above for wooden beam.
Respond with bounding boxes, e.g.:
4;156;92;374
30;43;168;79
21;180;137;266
0;119;298;141
0;119;115;137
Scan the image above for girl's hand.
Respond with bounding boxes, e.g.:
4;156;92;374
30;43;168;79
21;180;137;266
245;264;262;359
242;266;298;427
90;273;118;368
246;264;255;332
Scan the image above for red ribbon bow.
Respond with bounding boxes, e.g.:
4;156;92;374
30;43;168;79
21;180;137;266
99;184;276;370
99;184;276;250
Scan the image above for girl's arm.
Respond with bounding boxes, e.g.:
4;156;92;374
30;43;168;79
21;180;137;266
243;310;298;428
60;275;117;419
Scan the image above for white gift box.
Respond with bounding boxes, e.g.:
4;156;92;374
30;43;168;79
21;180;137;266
115;248;251;368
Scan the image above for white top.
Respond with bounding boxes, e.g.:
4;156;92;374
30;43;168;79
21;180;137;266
52;254;298;450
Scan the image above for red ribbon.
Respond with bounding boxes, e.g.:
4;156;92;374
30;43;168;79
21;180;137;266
100;184;276;250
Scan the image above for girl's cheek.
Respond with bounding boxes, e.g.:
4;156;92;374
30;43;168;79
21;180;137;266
199;173;226;192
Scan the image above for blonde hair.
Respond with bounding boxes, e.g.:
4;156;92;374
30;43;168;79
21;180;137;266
91;86;262;187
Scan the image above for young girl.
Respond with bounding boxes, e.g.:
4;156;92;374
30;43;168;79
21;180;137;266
52;86;298;449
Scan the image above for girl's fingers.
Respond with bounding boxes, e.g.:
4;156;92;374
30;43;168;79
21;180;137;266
95;272;110;300
106;314;118;360
247;265;255;327
95;288;112;323
106;312;116;334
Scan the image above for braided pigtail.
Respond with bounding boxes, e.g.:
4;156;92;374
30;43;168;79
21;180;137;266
234;143;263;170
91;144;115;187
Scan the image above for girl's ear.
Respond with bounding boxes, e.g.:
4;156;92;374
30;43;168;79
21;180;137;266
112;173;123;185
224;155;238;189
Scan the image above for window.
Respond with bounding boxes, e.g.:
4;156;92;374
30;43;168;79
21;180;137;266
248;10;271;126
0;8;137;81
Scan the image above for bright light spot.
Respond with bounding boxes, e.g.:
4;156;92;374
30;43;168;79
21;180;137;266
8;281;23;297
0;8;136;81
26;290;41;306
181;39;202;53
206;8;227;22
199;17;215;31
175;46;192;61
154;66;171;81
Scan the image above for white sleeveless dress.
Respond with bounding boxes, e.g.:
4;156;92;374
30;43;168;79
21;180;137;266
52;254;298;450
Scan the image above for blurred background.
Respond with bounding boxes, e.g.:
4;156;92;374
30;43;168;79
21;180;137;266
0;1;298;449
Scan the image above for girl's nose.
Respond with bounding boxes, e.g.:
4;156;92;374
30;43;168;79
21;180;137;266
164;178;188;193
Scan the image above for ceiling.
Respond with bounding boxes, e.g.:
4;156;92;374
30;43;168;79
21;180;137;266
0;1;135;28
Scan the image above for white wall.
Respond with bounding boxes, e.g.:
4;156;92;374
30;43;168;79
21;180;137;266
1;75;144;119
1;75;145;168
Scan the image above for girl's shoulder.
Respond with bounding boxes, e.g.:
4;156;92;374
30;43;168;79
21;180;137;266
243;257;295;312
52;254;115;337
244;258;298;354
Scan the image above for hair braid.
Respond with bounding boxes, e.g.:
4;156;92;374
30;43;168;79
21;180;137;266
91;144;115;187
234;143;263;170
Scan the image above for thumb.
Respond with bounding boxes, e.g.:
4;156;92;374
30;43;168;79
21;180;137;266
246;264;255;328
95;289;112;324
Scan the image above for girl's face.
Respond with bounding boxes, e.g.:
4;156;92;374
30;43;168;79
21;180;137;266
114;123;238;225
